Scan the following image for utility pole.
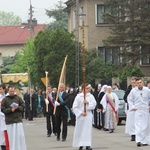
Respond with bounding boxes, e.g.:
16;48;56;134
75;0;80;88
29;0;34;39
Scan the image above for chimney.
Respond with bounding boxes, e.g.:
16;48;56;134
27;18;38;28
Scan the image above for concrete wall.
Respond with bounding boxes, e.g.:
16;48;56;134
0;44;24;65
67;0;111;50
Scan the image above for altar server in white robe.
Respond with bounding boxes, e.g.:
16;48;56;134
128;78;150;147
72;83;96;150
147;80;150;144
0;84;7;150
124;76;137;141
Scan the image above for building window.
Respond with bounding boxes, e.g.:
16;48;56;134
141;46;150;65
79;7;84;26
96;4;110;24
98;47;120;64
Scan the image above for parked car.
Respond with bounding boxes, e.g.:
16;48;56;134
112;90;126;124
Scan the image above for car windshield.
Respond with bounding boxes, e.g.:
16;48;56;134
112;90;125;100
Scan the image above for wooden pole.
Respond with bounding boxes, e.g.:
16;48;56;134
79;14;88;113
45;71;48;112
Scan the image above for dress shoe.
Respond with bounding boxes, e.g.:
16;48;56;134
142;144;148;146
79;146;83;150
131;138;135;141
131;135;135;141
47;134;51;137
103;128;109;131
62;139;66;141
137;142;141;147
109;130;114;133
86;146;92;150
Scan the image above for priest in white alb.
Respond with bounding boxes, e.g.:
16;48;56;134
128;78;150;147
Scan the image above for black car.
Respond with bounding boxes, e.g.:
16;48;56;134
112;90;126;124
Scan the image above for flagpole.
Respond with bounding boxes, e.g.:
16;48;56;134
45;71;48;112
53;55;68;115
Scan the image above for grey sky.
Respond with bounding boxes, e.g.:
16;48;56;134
0;0;66;24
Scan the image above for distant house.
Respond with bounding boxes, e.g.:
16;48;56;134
0;19;47;65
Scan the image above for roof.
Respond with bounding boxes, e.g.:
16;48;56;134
0;24;47;45
64;0;76;12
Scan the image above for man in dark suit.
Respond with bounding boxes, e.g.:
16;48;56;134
28;89;37;121
24;89;30;120
55;83;69;141
45;85;56;137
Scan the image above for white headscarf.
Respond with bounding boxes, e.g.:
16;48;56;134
100;85;108;93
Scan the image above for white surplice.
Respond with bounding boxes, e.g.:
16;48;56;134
125;110;135;135
128;86;150;144
0;94;6;146
0;112;6;145
7;123;27;150
72;92;96;148
125;92;135;135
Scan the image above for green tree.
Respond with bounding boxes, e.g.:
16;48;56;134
46;0;68;31
10;39;37;86
102;0;150;66
86;49;117;86
118;65;144;82
0;11;22;26
34;29;76;88
0;56;16;73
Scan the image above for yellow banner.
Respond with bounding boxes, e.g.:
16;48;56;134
2;73;28;83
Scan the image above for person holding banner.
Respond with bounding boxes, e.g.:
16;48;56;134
45;85;56;137
100;86;120;133
54;83;70;142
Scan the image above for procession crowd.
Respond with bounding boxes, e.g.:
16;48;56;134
0;77;150;150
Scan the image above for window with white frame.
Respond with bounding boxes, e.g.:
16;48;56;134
98;47;120;64
79;7;84;26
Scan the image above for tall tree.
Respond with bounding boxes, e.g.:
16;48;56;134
10;39;37;86
0;11;22;26
46;0;68;31
34;29;76;88
86;49;117;86
102;0;150;66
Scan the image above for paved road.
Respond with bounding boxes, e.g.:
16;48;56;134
23;117;149;150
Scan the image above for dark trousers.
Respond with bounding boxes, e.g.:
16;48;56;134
46;113;56;135
28;109;33;120
1;145;6;150
25;109;29;119
56;115;68;139
70;112;75;126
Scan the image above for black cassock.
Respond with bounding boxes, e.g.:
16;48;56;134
94;91;105;129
